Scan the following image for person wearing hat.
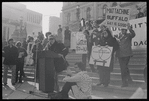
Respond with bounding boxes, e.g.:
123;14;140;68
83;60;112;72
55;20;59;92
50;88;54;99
136;7;144;19
115;23;136;87
44;34;69;92
2;39;19;86
15;41;27;83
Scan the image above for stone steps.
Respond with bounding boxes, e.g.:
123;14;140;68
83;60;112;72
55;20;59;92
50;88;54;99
19;66;144;74
58;80;146;96
2;68;145;85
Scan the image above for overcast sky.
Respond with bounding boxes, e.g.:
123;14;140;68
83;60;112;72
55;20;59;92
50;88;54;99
20;2;63;34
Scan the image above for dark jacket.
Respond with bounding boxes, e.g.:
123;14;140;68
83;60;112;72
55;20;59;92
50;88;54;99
32;42;43;60
47;41;69;73
116;29;135;57
3;45;19;65
42;38;49;49
98;29;119;71
17;47;27;62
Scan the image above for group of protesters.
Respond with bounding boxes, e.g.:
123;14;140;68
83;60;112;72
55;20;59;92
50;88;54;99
2;19;137;99
81;20;136;88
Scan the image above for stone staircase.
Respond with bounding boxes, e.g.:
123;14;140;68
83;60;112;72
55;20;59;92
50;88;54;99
59;49;147;95
2;49;147;98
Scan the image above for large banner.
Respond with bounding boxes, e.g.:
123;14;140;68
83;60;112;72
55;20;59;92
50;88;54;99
76;32;87;54
89;46;113;67
111;17;147;50
106;7;130;29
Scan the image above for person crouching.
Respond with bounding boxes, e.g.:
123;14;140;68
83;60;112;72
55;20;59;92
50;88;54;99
59;62;92;99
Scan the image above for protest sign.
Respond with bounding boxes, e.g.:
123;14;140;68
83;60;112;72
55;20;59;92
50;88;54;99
106;7;130;29
76;32;87;54
130;17;147;50
111;17;146;50
89;46;113;67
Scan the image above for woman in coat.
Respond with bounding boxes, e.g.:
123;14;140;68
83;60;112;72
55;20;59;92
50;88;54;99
96;25;119;87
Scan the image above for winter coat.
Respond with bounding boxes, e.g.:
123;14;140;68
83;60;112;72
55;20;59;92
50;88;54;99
32;43;43;60
98;29;119;71
17;47;27;62
3;45;19;65
115;29;135;57
45;41;69;73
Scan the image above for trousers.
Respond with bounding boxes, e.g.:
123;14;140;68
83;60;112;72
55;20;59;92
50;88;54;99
118;56;132;85
60;82;77;98
16;59;24;83
3;65;16;84
97;66;110;85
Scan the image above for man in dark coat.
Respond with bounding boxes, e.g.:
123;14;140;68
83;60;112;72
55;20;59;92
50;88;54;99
44;34;69;92
2;39;19;86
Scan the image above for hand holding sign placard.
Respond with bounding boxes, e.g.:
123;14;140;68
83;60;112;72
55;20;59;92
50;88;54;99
89;46;113;67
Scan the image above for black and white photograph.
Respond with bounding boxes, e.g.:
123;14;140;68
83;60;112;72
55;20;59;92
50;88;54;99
2;2;147;99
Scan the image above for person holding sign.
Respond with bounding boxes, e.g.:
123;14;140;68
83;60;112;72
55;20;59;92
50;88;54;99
115;23;136;87
96;25;119;87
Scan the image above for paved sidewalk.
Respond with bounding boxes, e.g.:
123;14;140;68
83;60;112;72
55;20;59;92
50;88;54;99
2;79;48;99
2;78;103;99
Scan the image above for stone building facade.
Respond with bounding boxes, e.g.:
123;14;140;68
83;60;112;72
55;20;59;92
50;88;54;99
61;2;146;32
2;2;42;43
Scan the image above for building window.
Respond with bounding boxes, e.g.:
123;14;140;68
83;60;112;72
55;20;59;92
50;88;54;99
67;13;70;23
76;5;80;21
102;4;107;19
86;7;91;21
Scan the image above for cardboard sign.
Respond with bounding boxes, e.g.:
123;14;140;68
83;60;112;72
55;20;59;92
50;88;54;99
111;17;147;50
106;7;130;29
76;32;87;54
89;46;113;67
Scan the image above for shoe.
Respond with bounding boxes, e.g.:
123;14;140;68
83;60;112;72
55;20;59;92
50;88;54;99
121;84;128;87
12;83;15;86
3;83;7;86
104;84;108;87
96;83;103;86
128;79;133;84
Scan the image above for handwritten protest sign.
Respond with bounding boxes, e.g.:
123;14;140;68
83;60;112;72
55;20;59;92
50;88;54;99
105;7;130;29
76;32;87;54
89;46;113;67
111;17;146;50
